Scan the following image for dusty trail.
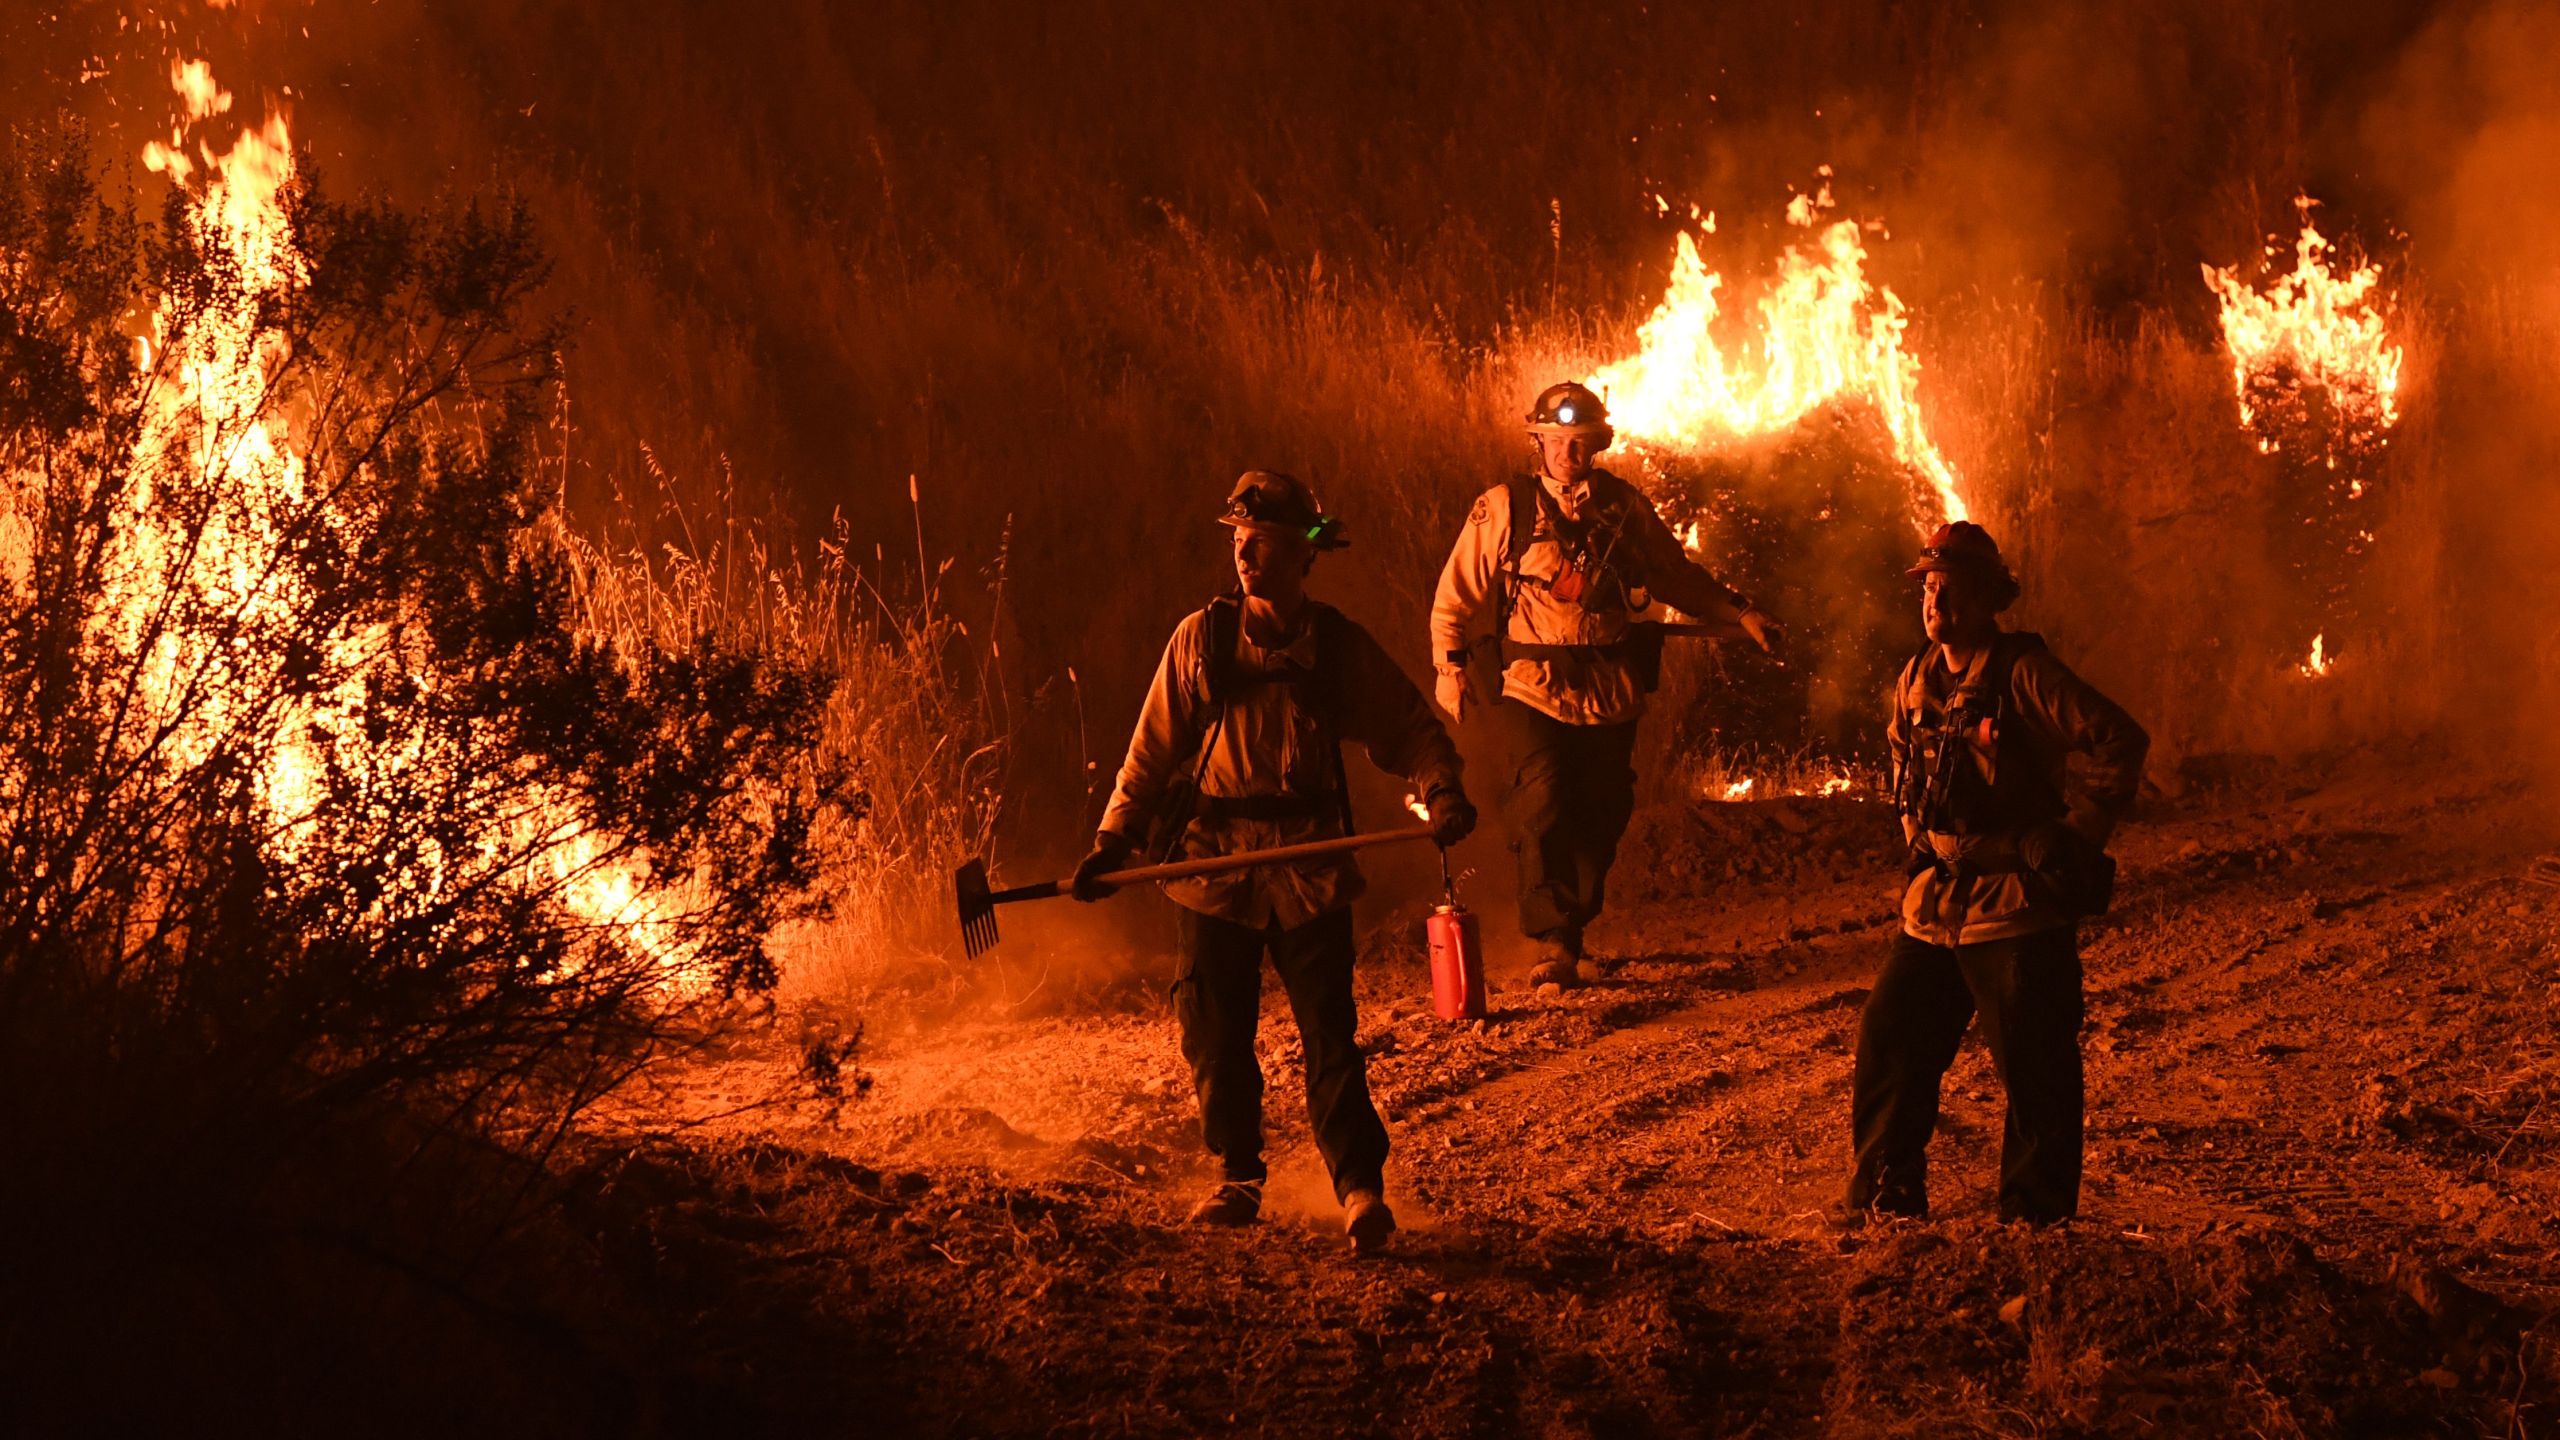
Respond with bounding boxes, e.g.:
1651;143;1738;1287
629;753;2560;1436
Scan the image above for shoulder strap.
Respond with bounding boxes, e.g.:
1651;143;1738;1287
1897;648;1932;712
1309;603;1357;834
1185;594;1243;792
1505;477;1540;567
1496;477;1540;629
1984;630;2065;811
1200;593;1244;706
1984;631;2048;707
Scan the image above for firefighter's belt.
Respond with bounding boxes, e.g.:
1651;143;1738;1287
1499;636;1633;663
1195;792;1337;822
1923;832;2030;874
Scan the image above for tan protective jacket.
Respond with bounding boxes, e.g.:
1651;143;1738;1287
1099;600;1464;930
1429;470;1750;726
1891;639;2149;946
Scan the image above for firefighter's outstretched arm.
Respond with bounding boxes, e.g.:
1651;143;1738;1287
1342;623;1475;847
1427;493;1505;721
1083;621;1210;897
1625;502;1783;657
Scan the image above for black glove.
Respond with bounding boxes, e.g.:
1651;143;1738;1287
2018;821;2076;875
1904;835;1940;880
2020;821;2117;916
1071;831;1136;902
1427;791;1478;849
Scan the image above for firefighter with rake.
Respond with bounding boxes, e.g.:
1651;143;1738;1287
1072;471;1476;1254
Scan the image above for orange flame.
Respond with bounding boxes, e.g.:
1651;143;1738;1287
2202;198;2402;454
106;60;699;988
1704;771;1858;802
2298;633;2332;679
1587;179;1966;529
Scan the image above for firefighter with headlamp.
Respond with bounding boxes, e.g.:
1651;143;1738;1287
1073;470;1475;1254
1430;382;1785;988
1840;520;2148;1227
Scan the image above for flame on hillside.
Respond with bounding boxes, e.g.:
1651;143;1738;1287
2204;197;2402;683
92;60;692;982
2203;197;2403;456
1588;178;1967;530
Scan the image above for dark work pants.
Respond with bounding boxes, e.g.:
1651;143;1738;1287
1484;697;1639;946
1847;927;2086;1224
1173;905;1388;1201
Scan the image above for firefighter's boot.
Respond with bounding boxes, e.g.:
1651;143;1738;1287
1343;1188;1396;1255
1528;935;1581;989
1185;1180;1263;1227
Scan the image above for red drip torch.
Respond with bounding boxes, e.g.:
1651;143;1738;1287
1426;843;1486;1021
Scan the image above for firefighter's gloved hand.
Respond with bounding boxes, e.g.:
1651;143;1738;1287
2021;821;2116;915
1071;831;1136;902
1426;791;1478;848
2018;821;2077;875
1739;607;1788;663
1433;666;1475;723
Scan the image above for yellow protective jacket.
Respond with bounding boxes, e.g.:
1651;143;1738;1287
1098;598;1465;930
1429;470;1750;726
1890;635;2150;946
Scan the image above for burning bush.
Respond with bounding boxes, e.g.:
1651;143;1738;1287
0;98;846;1284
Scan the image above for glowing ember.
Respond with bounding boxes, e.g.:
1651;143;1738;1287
1722;778;1757;801
1587;178;1967;529
2202;197;2402;455
1405;793;1433;821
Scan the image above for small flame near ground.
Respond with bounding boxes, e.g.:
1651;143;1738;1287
1710;773;1858;803
2298;633;2333;679
1586;176;1967;531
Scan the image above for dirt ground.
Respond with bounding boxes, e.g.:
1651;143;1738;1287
604;746;2560;1437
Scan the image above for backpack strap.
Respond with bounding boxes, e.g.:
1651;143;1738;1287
1493;476;1540;633
1183;593;1243;806
1984;631;2061;816
1183;595;1356;836
1200;592;1244;707
1309;603;1357;835
1890;647;1933;816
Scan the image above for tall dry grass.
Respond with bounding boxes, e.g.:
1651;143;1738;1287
559;470;1011;998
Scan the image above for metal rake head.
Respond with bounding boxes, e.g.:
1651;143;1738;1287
954;857;999;958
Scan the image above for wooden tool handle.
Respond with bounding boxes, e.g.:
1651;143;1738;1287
1096;823;1436;886
1646;618;1749;641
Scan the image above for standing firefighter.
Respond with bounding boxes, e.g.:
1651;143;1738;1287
1430;382;1784;987
1844;522;2149;1226
1074;471;1476;1253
